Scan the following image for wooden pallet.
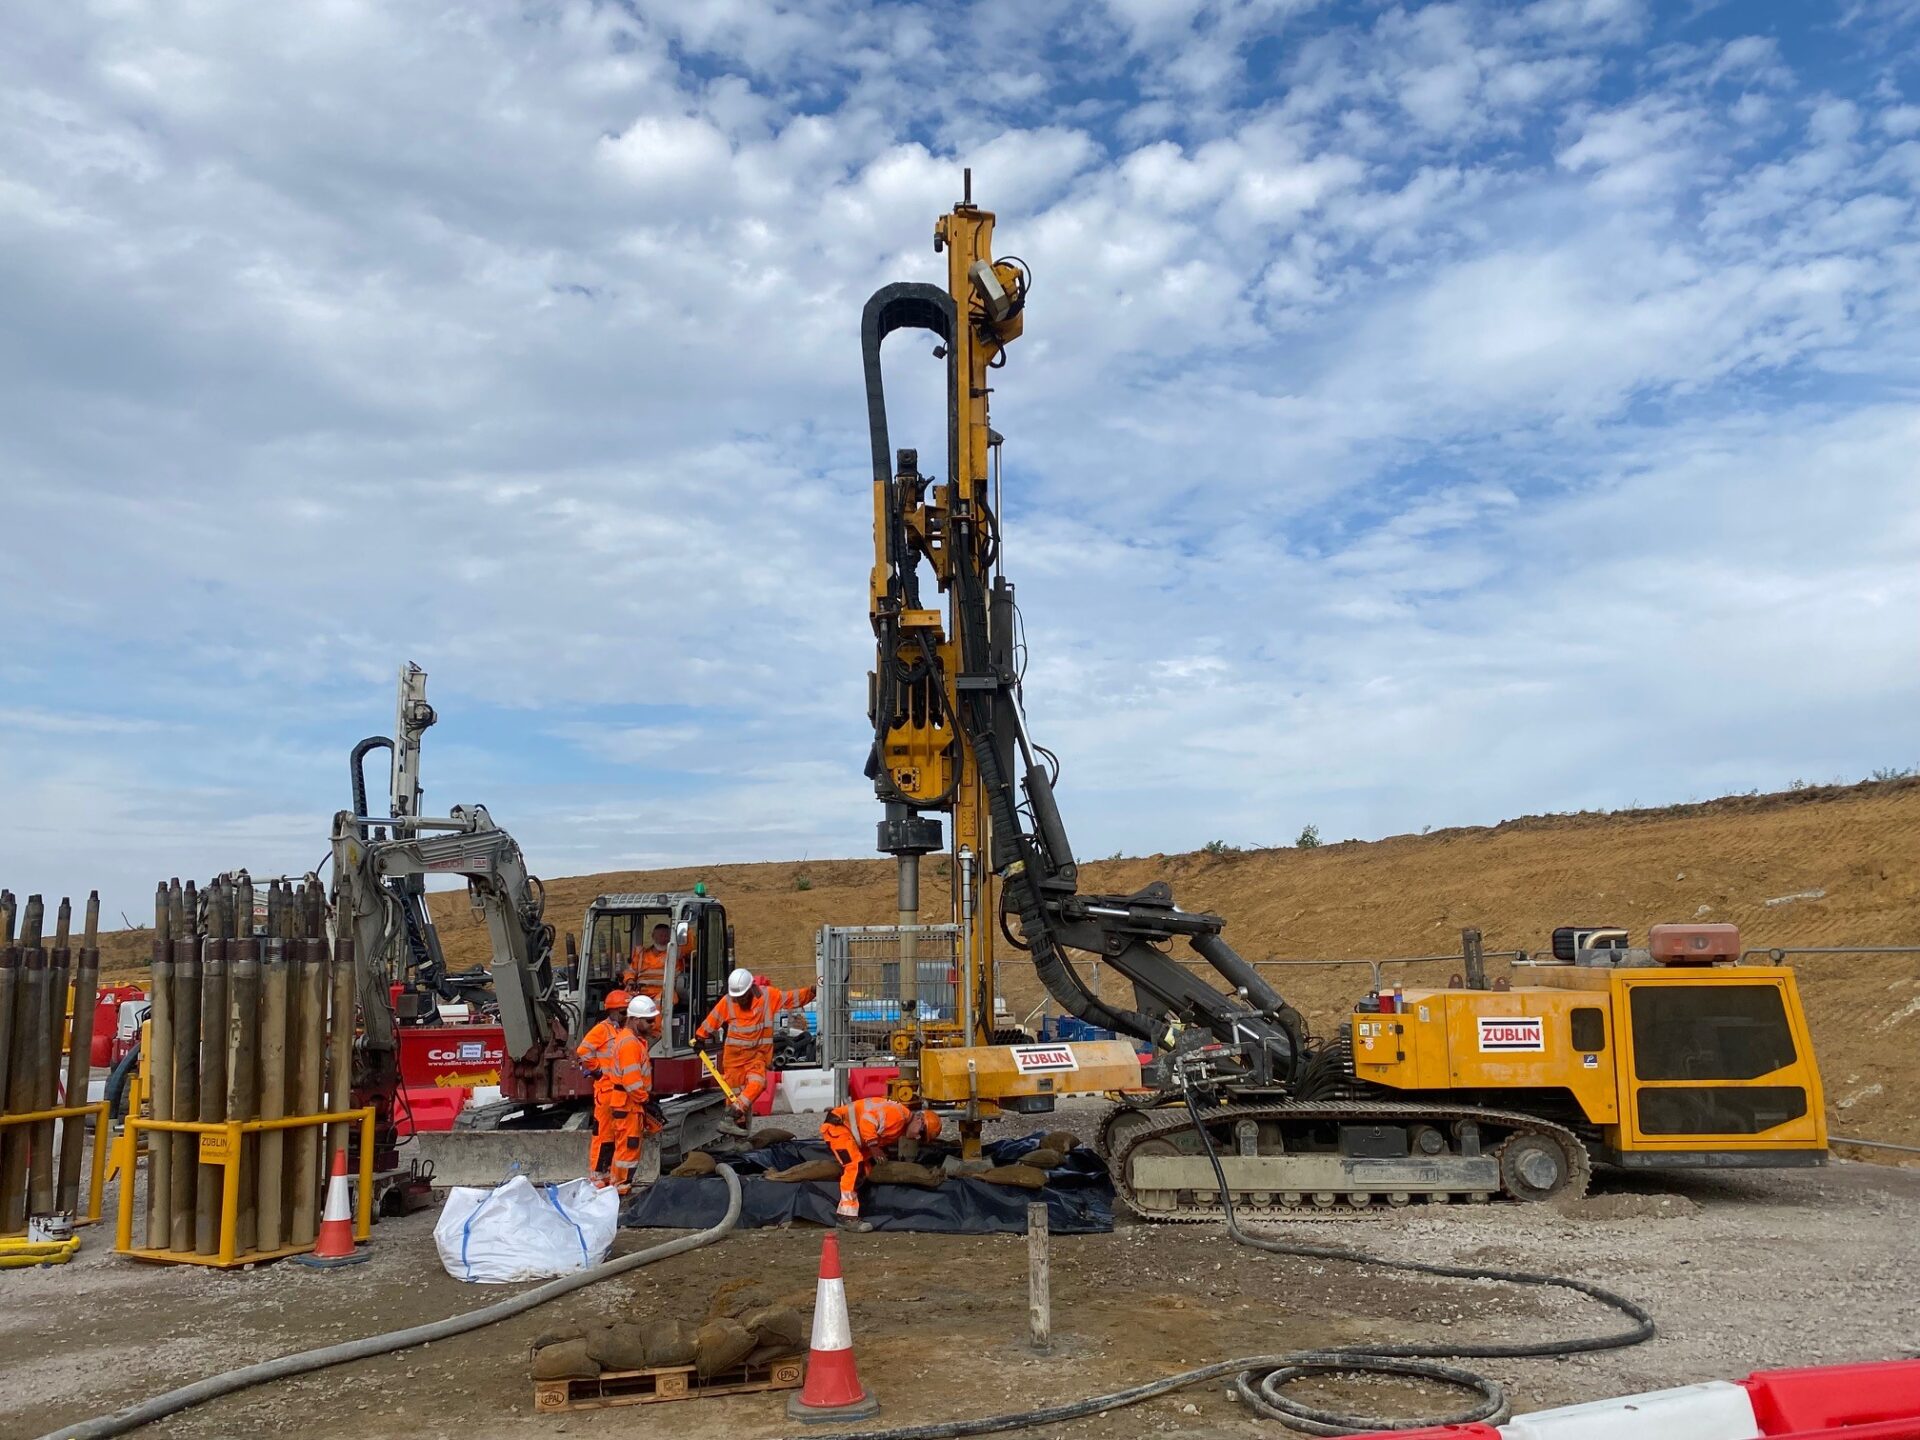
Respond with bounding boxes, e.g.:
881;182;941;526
533;1357;804;1412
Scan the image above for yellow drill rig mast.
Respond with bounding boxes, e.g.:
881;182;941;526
864;174;1141;1142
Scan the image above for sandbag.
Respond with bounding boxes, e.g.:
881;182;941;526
869;1160;946;1189
531;1338;600;1380
694;1318;756;1378
531;1324;585;1350
644;1317;699;1368
977;1164;1048;1189
435;1175;618;1283
750;1127;797;1146
586;1322;652;1371
765;1159;842;1183
670;1151;718;1178
709;1283;775;1319
1022;1148;1064;1170
1041;1129;1079;1154
746;1340;803;1367
742;1305;806;1350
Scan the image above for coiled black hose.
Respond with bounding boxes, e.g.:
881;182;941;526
797;1092;1654;1438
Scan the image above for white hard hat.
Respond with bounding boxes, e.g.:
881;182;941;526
627;995;659;1019
727;967;754;998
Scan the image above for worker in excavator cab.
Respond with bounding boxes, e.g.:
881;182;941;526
693;966;817;1124
623;920;691;1006
599;994;663;1194
578;989;630;1186
817;1097;940;1231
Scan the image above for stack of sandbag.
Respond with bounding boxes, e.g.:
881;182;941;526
955;1129;1083;1188
529;1302;809;1381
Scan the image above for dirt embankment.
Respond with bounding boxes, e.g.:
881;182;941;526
98;779;1920;1148
415;778;1920;1149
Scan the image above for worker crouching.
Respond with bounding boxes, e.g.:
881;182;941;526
597;995;664;1195
818;1098;941;1231
695;967;816;1124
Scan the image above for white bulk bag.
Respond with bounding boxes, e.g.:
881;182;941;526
433;1174;619;1284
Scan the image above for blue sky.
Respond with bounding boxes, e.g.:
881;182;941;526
1;0;1916;921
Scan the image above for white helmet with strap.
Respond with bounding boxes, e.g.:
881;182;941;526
726;967;754;998
627;994;659;1019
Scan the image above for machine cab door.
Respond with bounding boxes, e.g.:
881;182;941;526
663;898;732;1054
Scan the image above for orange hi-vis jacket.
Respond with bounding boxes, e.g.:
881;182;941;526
623;934;693;997
694;984;816;1072
605;1028;653;1104
823;1097;914;1157
577;1018;620;1080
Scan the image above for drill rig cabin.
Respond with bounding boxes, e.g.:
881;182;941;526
860;179;1828;1216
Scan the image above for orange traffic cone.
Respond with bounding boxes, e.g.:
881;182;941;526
786;1230;879;1422
294;1147;369;1269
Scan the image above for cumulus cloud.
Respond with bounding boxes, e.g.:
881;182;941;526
0;0;1914;916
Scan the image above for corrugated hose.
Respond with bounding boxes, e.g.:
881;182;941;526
36;1165;743;1440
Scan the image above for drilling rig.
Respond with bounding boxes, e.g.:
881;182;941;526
861;179;1829;1213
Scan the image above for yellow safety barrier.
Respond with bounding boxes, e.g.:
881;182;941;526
0;1100;109;1235
116;1107;374;1268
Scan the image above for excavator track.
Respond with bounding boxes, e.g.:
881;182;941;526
1099;1099;1592;1221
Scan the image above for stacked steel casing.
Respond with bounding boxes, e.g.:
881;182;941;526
132;874;348;1257
0;888;105;1233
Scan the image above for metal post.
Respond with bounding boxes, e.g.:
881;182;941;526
1462;928;1486;990
0;928;15;1227
957;847;976;1044
56;892;101;1211
195;890;229;1256
1027;1202;1051;1353
2;900;46;1230
30;899;70;1216
169;929;200;1254
289;930;327;1246
327;932;356;1162
257;935;288;1252
146;883;174;1248
226;919;260;1255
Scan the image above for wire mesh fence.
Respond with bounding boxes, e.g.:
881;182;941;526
815;925;962;1096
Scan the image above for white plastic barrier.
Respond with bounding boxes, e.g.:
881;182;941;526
1501;1381;1761;1440
776;1067;835;1113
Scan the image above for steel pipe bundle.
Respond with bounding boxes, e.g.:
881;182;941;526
0;887;104;1234
132;874;349;1259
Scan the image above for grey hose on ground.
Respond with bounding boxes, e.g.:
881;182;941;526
38;1166;742;1440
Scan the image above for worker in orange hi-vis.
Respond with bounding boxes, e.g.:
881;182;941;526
600;994;663;1194
817;1098;941;1231
577;989;630;1185
694;967;817;1124
622;920;692;1006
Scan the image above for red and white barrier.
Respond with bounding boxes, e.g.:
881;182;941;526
1338;1359;1920;1440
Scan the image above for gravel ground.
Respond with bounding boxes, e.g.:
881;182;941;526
6;1107;1918;1440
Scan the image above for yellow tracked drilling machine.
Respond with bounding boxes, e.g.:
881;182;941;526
859;175;1828;1215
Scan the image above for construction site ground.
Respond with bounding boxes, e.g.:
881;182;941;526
8;1103;1919;1440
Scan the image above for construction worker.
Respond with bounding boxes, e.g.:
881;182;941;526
622;920;691;1006
577;989;630;1185
693;967;816;1124
817;1097;941;1231
598;994;662;1194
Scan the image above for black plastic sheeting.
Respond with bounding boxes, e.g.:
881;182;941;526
621;1132;1115;1234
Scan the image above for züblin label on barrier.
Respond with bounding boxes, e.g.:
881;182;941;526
1478;1017;1545;1052
1010;1045;1079;1073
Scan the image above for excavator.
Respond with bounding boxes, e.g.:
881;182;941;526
860;177;1829;1217
329;664;738;1186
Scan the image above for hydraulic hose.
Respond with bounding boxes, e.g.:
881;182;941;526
797;1093;1654;1440
39;1165;743;1440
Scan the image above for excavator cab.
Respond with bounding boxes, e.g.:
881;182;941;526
576;891;733;1069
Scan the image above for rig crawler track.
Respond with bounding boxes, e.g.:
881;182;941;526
1099;1100;1592;1221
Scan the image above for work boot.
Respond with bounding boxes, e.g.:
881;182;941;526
835;1215;873;1233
